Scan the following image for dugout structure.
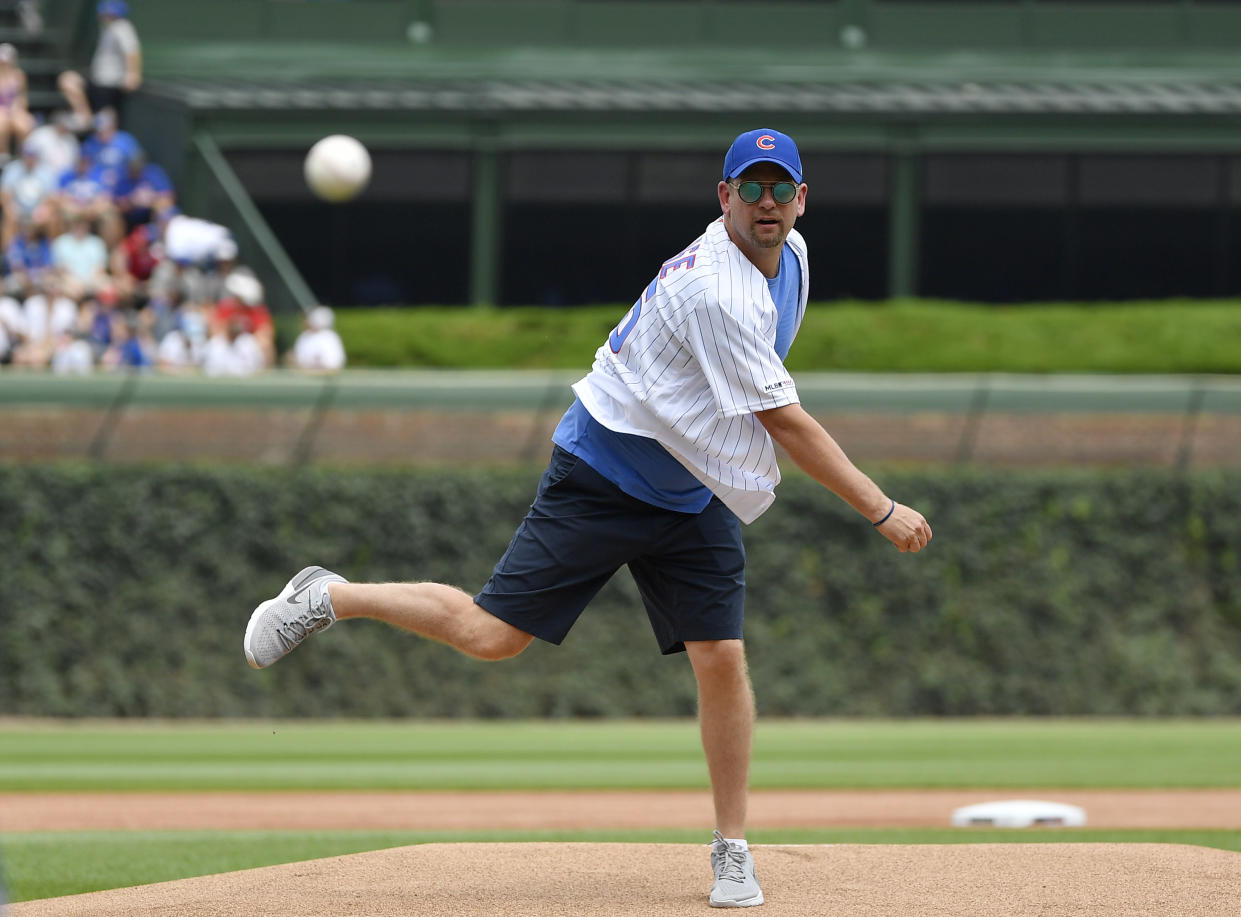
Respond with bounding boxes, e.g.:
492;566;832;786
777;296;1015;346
86;0;1241;310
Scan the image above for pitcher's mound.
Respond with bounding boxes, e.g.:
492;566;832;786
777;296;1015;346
12;842;1241;916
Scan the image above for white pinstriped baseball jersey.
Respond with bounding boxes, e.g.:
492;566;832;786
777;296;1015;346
573;217;809;524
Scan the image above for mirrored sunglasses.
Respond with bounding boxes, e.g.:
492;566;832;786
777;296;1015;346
731;180;799;205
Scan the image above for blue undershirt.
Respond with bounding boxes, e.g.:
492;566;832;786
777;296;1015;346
770;246;800;360
553;245;801;512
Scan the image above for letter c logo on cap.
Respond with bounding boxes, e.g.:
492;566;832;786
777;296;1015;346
756;135;776;150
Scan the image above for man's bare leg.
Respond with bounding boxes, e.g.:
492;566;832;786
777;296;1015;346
686;638;754;839
330;582;533;661
243;568;532;670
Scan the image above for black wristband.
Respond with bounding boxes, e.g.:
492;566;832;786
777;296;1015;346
873;499;896;527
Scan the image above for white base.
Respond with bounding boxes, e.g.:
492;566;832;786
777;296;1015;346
951;800;1087;828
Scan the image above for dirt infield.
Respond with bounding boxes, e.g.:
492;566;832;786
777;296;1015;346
5;789;1241;832
11;842;1241;917
7;791;1241;915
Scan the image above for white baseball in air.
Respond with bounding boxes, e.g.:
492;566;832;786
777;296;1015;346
304;134;372;202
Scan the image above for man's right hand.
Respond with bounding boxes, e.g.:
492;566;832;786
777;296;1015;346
876;502;932;553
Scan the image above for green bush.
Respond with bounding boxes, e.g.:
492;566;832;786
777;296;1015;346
1;463;1239;717
334;301;1241;374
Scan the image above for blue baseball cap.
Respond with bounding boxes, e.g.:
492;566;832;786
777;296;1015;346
723;128;802;184
98;1;128;18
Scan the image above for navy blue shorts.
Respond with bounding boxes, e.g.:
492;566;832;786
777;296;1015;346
474;446;745;655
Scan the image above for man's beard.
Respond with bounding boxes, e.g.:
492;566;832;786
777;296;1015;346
748;223;787;249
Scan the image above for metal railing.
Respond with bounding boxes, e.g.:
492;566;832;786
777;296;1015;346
191;133;318;317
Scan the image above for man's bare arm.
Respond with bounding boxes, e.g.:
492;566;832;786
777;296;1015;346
124;50;142;91
757;402;932;553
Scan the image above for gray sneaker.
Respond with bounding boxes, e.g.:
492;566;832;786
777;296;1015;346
244;566;347;669
709;830;764;908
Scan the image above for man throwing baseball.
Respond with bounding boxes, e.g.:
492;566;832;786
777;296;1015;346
244;128;932;908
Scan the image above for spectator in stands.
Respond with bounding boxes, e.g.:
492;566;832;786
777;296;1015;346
58;1;141;129
80;285;119;361
55;151;113;228
0;43;35;163
69;110;138;249
188;235;241;305
288;305;345;373
49;291;98;374
100;306;153;370
52;328;94;374
213;270;274;366
52;213;108;300
80;108;138;190
160;210;232;268
203;316;264;377
10;272;76;368
110;213;159;303
156;300;208;372
3;213;53;297
114;148;173;232
0;293;23;363
149;210;236;307
25;110;81;177
18;1;43;36
1;144;60;246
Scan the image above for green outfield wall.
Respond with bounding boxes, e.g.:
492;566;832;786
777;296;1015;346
3;463;1238;718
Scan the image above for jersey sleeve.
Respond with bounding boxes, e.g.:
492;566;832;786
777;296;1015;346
114;21;140;56
680;298;799;419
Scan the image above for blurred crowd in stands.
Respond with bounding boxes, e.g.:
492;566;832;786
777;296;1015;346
0;1;346;375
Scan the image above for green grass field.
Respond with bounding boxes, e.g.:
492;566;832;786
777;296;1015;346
2;718;1239;902
3;718;1239;791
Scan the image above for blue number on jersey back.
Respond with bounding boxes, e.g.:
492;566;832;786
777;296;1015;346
609;276;658;353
